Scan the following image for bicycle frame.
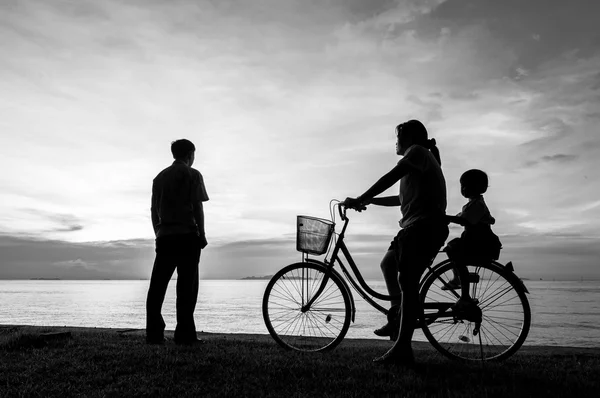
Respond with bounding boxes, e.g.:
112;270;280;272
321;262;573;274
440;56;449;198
265;203;531;359
301;204;528;325
302;204;442;318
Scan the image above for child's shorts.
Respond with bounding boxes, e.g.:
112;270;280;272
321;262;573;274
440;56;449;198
444;236;502;262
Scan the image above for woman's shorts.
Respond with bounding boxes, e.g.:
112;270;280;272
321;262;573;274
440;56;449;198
388;218;449;274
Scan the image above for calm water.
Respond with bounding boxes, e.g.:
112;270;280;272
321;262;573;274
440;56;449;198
1;280;598;348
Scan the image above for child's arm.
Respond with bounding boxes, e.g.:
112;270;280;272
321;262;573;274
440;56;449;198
446;215;468;226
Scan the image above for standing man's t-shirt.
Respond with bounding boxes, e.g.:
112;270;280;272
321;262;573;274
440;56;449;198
397;144;447;228
151;160;209;238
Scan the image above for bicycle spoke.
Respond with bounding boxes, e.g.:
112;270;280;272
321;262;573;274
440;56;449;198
263;263;351;352
420;261;530;361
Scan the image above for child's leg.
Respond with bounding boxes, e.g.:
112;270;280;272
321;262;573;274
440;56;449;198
451;262;479;313
442;238;463;289
456;263;472;301
441;267;461;290
446;239;478;308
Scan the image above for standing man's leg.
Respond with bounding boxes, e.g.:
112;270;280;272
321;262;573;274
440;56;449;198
146;237;177;343
174;234;201;343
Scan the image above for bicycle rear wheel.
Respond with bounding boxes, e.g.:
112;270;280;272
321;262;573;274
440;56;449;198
262;262;352;352
420;260;531;361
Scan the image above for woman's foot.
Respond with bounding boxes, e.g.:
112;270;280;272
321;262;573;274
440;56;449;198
373;305;400;340
373;323;399;340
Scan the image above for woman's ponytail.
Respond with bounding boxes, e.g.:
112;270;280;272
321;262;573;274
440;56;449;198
427;138;442;166
401;119;442;166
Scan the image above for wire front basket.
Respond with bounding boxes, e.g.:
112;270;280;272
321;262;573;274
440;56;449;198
296;215;335;256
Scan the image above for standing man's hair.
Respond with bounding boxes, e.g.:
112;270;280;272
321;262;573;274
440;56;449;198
398;119;442;166
460;169;489;194
171;139;196;160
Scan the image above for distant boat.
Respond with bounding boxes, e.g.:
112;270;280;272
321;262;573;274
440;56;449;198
241;275;314;280
241;276;273;280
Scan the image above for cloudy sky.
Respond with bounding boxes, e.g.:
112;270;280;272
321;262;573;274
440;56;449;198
1;0;599;280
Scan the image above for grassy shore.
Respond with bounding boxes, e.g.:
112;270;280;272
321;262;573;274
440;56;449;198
1;326;599;397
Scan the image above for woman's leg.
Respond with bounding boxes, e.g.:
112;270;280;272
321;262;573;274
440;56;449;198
378;261;421;362
373;250;403;337
380;250;401;306
374;221;448;365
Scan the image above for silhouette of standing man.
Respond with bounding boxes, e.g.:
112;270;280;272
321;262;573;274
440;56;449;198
146;139;209;345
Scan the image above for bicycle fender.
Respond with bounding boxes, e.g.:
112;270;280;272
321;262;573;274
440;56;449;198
425;259;530;294
419;259;453;292
304;259;357;323
495;261;530;294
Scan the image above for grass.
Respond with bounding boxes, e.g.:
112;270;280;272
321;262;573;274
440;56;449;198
1;326;599;397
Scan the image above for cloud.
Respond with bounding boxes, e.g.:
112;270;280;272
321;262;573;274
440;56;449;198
20;209;85;233
0;234;154;279
524;153;578;167
53;258;94;270
0;233;296;280
0;0;599;281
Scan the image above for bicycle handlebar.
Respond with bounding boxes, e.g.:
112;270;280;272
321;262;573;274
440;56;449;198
338;202;347;221
337;201;367;222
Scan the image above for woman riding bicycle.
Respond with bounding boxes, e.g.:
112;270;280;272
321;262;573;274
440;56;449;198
344;119;448;367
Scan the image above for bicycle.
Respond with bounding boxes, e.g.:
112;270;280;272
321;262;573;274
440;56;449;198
262;201;531;361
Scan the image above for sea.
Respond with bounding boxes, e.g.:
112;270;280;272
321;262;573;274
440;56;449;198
1;279;598;348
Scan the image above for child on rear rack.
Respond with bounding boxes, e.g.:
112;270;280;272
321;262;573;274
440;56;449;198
444;169;502;310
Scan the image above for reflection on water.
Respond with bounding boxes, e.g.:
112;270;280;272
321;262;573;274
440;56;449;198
0;280;598;347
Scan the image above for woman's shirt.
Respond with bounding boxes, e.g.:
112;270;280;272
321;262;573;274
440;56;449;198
398;144;447;228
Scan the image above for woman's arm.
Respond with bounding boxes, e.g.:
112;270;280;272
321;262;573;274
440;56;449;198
356;162;410;204
368;196;401;207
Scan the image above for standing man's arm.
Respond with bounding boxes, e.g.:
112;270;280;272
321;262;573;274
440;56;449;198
151;181;160;237
193;172;209;249
193;201;207;248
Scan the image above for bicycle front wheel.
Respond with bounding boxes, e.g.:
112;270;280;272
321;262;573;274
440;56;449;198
262;262;352;352
420;260;531;361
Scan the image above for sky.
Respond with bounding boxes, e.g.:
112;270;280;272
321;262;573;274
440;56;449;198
1;0;599;280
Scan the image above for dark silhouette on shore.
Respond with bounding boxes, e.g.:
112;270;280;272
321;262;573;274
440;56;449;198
444;169;503;310
344;119;448;367
146;139;209;345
